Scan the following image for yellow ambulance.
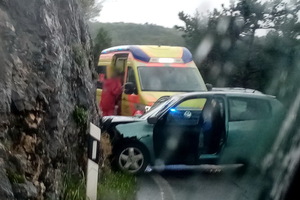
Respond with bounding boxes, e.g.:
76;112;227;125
96;45;207;116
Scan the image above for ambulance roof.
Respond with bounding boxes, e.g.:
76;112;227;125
101;45;193;63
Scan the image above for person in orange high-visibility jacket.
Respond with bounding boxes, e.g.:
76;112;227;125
100;74;123;116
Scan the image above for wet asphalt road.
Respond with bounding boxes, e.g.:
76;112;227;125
136;165;266;200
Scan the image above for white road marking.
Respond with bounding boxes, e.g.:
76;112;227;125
150;174;175;200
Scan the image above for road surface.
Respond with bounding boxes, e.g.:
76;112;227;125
136;165;266;200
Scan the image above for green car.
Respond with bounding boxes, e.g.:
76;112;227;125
101;90;283;174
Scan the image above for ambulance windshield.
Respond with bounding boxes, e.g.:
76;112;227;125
138;67;206;92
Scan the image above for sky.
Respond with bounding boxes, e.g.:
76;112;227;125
96;0;231;28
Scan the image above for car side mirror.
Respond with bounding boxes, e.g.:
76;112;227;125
206;83;213;91
124;82;136;94
147;116;158;124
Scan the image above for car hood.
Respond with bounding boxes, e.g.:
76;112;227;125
116;121;153;139
103;115;144;123
101;115;145;131
141;91;181;105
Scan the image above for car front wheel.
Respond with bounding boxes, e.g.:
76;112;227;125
115;142;149;174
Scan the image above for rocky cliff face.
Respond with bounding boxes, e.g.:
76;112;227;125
0;0;99;199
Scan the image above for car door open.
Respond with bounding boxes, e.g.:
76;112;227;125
152;97;207;165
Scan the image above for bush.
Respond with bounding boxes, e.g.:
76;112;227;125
73;106;88;126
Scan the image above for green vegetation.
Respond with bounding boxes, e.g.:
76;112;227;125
61;173;86;200
98;171;136;200
6;169;25;184
79;0;103;20
88;22;186;46
73;106;88;126
175;0;300;102
97;133;136;200
93;27;112;66
61;132;136;200
60;171;136;200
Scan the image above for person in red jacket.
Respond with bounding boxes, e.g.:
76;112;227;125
100;73;123;116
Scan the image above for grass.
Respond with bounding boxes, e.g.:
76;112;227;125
61;173;86;200
97;132;137;200
98;171;137;200
61;133;137;200
60;171;136;200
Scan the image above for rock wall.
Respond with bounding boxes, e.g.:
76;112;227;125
0;0;99;199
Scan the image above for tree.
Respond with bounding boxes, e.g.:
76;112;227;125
79;0;104;20
175;0;300;89
268;0;300;39
93;27;112;66
175;11;208;52
224;0;300;89
228;0;268;88
175;8;245;86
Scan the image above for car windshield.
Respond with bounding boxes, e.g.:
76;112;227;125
140;96;179;119
138;66;206;92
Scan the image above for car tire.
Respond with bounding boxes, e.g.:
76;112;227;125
114;142;149;175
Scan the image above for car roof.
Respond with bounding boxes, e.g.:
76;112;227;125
172;90;277;100
211;87;263;94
